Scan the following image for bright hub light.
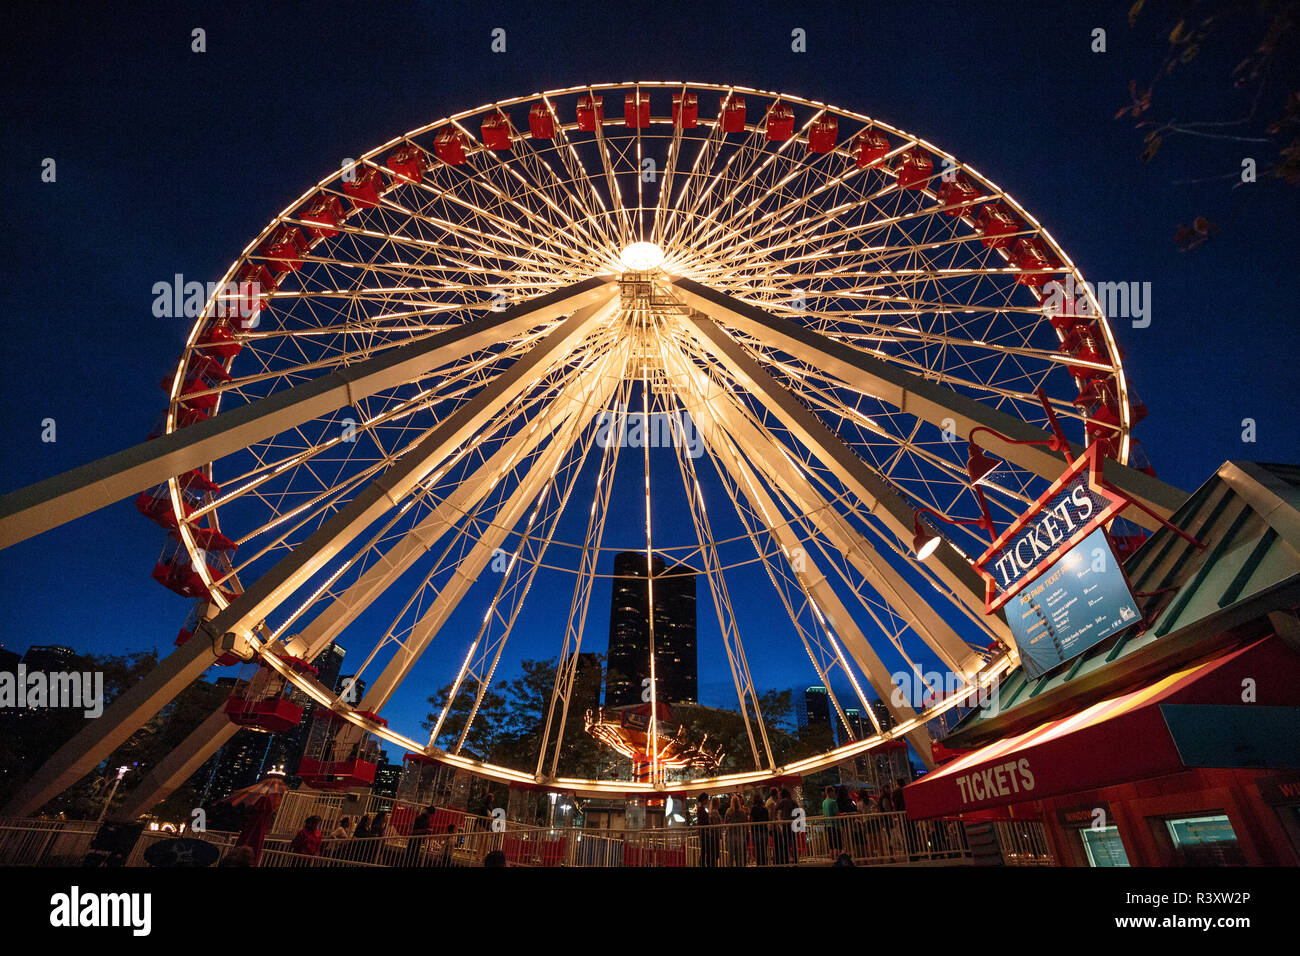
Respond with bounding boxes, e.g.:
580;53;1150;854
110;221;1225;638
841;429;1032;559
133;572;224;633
619;241;664;271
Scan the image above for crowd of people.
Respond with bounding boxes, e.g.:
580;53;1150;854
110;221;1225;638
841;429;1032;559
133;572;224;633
269;779;952;868
285;808;462;866
693;779;924;866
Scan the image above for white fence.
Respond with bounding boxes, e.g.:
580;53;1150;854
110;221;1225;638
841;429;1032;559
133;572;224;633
0;810;1061;868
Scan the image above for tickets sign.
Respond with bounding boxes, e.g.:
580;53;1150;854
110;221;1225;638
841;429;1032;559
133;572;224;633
975;443;1129;614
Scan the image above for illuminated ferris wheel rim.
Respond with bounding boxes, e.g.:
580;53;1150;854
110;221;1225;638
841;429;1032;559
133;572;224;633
151;80;1138;793
164;78;1135;581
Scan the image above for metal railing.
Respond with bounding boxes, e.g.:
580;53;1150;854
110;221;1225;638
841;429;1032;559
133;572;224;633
993;820;1056;866
0;810;979;867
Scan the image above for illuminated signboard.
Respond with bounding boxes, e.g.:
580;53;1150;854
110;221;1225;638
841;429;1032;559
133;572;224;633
1004;528;1141;679
975;443;1129;614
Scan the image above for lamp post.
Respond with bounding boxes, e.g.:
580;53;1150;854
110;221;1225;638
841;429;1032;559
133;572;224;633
96;765;129;824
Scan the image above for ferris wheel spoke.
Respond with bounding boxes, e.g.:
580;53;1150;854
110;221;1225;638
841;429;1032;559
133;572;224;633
447;374;619;756
676;363;904;743
352;331;630;718
662;382;773;771
664;330;987;675
537;370;632;778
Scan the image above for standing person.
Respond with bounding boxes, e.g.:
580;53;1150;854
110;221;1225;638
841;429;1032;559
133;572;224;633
838;786;859;859
765;786;780;863
724;795;748;866
290;815;323;857
894;778;915;860
351;814;371;863
695;793;713;867
439;823;457;867
707;797;724;868
775;787;797;865
327;816;351;860
407;805;433;866
749;793;770;867
821;785;840;857
369;810;389;864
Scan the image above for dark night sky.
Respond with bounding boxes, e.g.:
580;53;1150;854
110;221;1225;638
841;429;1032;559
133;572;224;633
1;1;1296;754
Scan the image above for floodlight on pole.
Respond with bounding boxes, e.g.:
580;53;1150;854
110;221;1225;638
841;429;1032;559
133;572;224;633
911;506;995;561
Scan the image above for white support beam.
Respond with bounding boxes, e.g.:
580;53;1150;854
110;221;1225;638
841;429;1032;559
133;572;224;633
0;277;616;548
362;340;628;713
667;346;1002;671
197;297;616;655
671;277;1187;530
686;380;935;767
116;362;620;820
673;303;1000;635
4;293;615;819
286;355;618;662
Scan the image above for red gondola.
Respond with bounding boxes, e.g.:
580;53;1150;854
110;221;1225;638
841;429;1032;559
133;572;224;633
1010;237;1060;287
260;226;307;272
808;116;837;153
576;95;603;132
765;102;794;142
975;203;1020;248
301;193;343;238
528;102;554;139
936;173;983;215
343;165;385;208
894;149;933;190
135;484;196;529
624;93;649;128
854;129;890;168
152;534;222;600
386;145;425;183
298;709;388;789
223;655;318;733
672;92;698;128
480;113;512;151
720;94;746;133
195;322;242;360
434;127;468;165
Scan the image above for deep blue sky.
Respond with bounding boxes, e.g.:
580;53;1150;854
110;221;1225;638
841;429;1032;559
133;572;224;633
1;1;1296;755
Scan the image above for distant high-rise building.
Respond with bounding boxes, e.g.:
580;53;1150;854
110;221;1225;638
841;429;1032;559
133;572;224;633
313;642;346;693
605;552;697;707
372;752;401;798
201;719;275;803
573;652;603;714
869;700;895;733
21;645;77;671
800;686;832;738
840;707;868;744
0;646;19;673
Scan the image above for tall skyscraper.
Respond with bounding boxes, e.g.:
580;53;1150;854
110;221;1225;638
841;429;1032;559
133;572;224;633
799;686;833;741
573;652;603;714
605;552;697;707
21;645;77;671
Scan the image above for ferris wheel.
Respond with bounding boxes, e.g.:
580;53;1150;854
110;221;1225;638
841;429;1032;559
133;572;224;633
2;82;1177;813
